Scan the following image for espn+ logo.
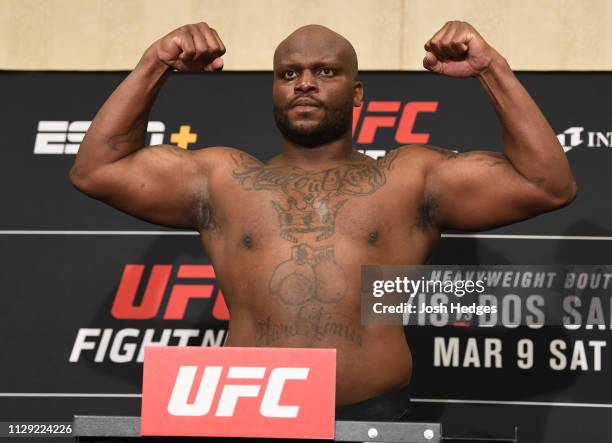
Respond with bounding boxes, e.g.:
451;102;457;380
33;121;165;154
168;366;308;418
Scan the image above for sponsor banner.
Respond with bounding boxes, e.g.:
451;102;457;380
1;71;612;443
0;235;226;393
1;71;612;235
1;235;611;405
141;347;336;439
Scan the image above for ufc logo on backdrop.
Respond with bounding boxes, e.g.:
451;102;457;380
33;120;165;154
352;100;439;145
111;264;229;321
141;347;336;439
167;366;309;417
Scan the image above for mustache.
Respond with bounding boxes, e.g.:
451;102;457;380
288;95;324;108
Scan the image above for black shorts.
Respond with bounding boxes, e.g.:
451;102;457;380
335;384;411;422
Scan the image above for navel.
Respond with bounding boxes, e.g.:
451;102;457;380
368;230;379;244
242;234;254;249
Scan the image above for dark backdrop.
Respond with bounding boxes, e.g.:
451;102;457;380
1;71;611;443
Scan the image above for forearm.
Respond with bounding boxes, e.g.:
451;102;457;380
70;46;170;181
477;56;575;199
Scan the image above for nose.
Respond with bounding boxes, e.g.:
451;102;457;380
294;70;318;94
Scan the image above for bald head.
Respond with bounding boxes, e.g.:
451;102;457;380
271;24;363;149
274;25;358;79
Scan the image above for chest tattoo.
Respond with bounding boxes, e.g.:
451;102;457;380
230;150;399;339
231;151;398;243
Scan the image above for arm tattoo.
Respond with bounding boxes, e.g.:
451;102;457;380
421;144;460;159
106;114;148;152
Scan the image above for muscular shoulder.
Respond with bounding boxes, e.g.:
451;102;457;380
384;144;459;178
393;144;458;163
191;146;253;166
189;146;264;180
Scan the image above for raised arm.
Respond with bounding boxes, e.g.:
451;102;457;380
69;22;226;229
420;21;576;231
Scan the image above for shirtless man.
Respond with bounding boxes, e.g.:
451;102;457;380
70;21;576;419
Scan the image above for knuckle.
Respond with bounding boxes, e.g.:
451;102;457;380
207;48;222;59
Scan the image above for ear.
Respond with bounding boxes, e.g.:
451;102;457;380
353;80;364;107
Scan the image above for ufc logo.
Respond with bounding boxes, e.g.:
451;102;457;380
33;120;165;154
111;264;229;321
167;366;309;418
352;101;438;144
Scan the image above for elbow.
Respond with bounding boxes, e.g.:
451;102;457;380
69;164;97;195
69;165;86;190
546;179;577;209
565;179;578;205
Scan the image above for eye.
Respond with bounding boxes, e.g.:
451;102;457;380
319;67;334;76
282;70;297;80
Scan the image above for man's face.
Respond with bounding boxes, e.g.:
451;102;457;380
272;30;362;148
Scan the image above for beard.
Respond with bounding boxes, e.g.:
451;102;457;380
273;97;353;148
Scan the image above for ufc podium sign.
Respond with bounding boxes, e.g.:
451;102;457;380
141;346;336;439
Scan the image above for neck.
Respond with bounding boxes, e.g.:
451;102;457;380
278;131;357;166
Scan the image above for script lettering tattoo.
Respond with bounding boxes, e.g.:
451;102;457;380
232;151;398;243
255;306;363;346
232;150;399;308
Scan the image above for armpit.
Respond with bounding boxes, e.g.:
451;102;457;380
193;195;217;232
416;193;438;232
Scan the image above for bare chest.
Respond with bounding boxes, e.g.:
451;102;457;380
215;156;421;244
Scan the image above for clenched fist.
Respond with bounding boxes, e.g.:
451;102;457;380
149;22;226;72
423;21;500;77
